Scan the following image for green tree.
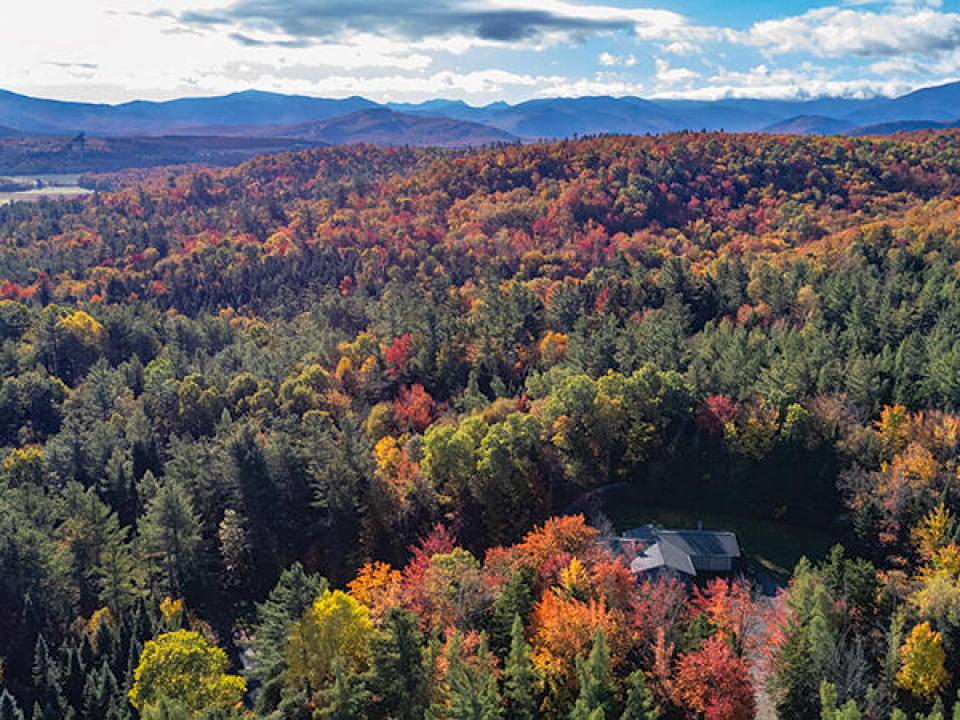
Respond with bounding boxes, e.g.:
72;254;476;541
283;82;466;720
569;631;614;720
0;691;25;720
504;615;538;720
368;609;427;720
445;635;503;720
619;671;659;720
315;656;371;720
248;563;327;715
137;480;203;597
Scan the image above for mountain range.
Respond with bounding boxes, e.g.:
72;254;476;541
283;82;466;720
1;80;960;174
2;80;960;142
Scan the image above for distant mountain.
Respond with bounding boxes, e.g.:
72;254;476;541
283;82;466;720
848;119;960;137
763;115;856;136
853;81;960;124
115;91;378;133
0;125;21;138
269;109;516;147
473;96;681;138
0;89;377;136
2;80;960;154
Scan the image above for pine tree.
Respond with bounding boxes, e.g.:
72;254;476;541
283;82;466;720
0;692;25;720
504;615;538;720
315;656;371;720
569;631;614;720
137;479;203;597
62;646;86;713
620;671;659;720
81;664;101;720
31;635;67;720
446;635;503;720
94;521;139;616
490;568;536;657
249;563;328;716
368;609;426;720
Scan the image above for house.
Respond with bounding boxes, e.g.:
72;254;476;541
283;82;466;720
602;524;742;582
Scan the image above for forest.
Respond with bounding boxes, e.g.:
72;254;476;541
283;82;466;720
3;130;960;719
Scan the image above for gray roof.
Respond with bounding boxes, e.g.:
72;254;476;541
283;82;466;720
603;524;741;578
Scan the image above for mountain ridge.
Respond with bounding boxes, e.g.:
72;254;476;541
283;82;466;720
2;80;960;140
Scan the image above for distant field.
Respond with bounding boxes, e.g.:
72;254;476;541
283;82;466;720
0;174;91;205
600;486;835;589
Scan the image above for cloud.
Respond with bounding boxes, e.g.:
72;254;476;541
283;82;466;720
649;63;912;100
177;0;629;44
171;0;714;50
599;52;636;67
653;59;698;90
743;6;960;58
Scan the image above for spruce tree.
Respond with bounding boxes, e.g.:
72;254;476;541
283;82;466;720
31;634;67;720
504;615;538;720
137;479;203;597
490;568;536;657
446;635;503;720
368;609;426;720
62;647;86;713
315;656;371;720
248;562;327;716
569;631;614;720
620;671;659;720
0;692;25;720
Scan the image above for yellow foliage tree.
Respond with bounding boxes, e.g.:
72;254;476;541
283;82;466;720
558;557;593;601
896;622;949;698
128;630;246;715
1;446;46;487
286;590;374;693
912;503;955;563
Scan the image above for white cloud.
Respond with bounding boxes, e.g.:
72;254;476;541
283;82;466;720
599;52;637;67
654;59;699;90
743;6;960;58
650;63;911;100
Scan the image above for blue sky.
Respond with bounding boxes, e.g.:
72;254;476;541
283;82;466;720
2;0;960;103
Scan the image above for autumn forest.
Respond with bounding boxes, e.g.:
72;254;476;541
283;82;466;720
4;131;960;719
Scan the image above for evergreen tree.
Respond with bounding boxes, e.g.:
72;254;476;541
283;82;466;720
62;646;86;713
137;479;203;597
315;656;371;720
31;635;67;720
368;609;426;720
445;635;503;720
569;631;614;720
0;692;25;720
504;615;538;720
248;563;327;715
94;522;139;616
619;671;659;720
490;568;536;657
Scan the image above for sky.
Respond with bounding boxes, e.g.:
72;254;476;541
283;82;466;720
3;0;960;105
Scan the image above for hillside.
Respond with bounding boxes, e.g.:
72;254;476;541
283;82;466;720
762;114;855;135
0;134;319;174
4;132;960;719
269;108;517;146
